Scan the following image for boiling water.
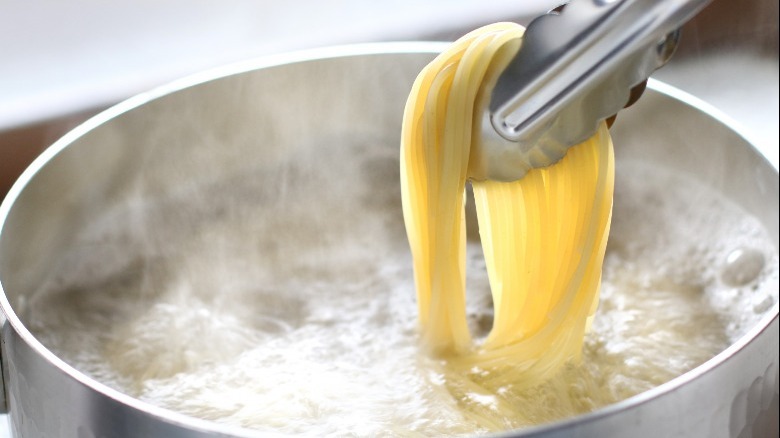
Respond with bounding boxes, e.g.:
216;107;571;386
23;160;778;436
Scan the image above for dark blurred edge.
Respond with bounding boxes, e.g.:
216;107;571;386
0;108;101;201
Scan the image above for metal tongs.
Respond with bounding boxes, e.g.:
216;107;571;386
470;0;712;181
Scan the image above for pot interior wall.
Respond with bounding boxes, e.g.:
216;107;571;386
0;52;434;310
2;52;777;311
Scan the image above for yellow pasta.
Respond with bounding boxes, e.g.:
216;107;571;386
400;22;614;387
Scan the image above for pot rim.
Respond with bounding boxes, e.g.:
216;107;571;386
0;42;777;437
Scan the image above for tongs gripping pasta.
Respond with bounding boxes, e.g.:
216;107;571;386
470;0;711;182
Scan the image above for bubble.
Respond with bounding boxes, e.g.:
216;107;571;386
721;248;765;287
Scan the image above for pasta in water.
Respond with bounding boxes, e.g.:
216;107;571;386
401;23;614;386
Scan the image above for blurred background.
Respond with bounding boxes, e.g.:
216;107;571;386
1;0;777;202
0;0;777;435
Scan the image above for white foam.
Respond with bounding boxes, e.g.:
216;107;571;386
23;160;778;435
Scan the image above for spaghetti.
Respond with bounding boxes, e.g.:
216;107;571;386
400;22;615;386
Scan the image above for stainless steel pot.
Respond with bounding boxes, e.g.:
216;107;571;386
0;43;777;438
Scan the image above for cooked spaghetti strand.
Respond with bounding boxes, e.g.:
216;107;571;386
400;22;615;387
